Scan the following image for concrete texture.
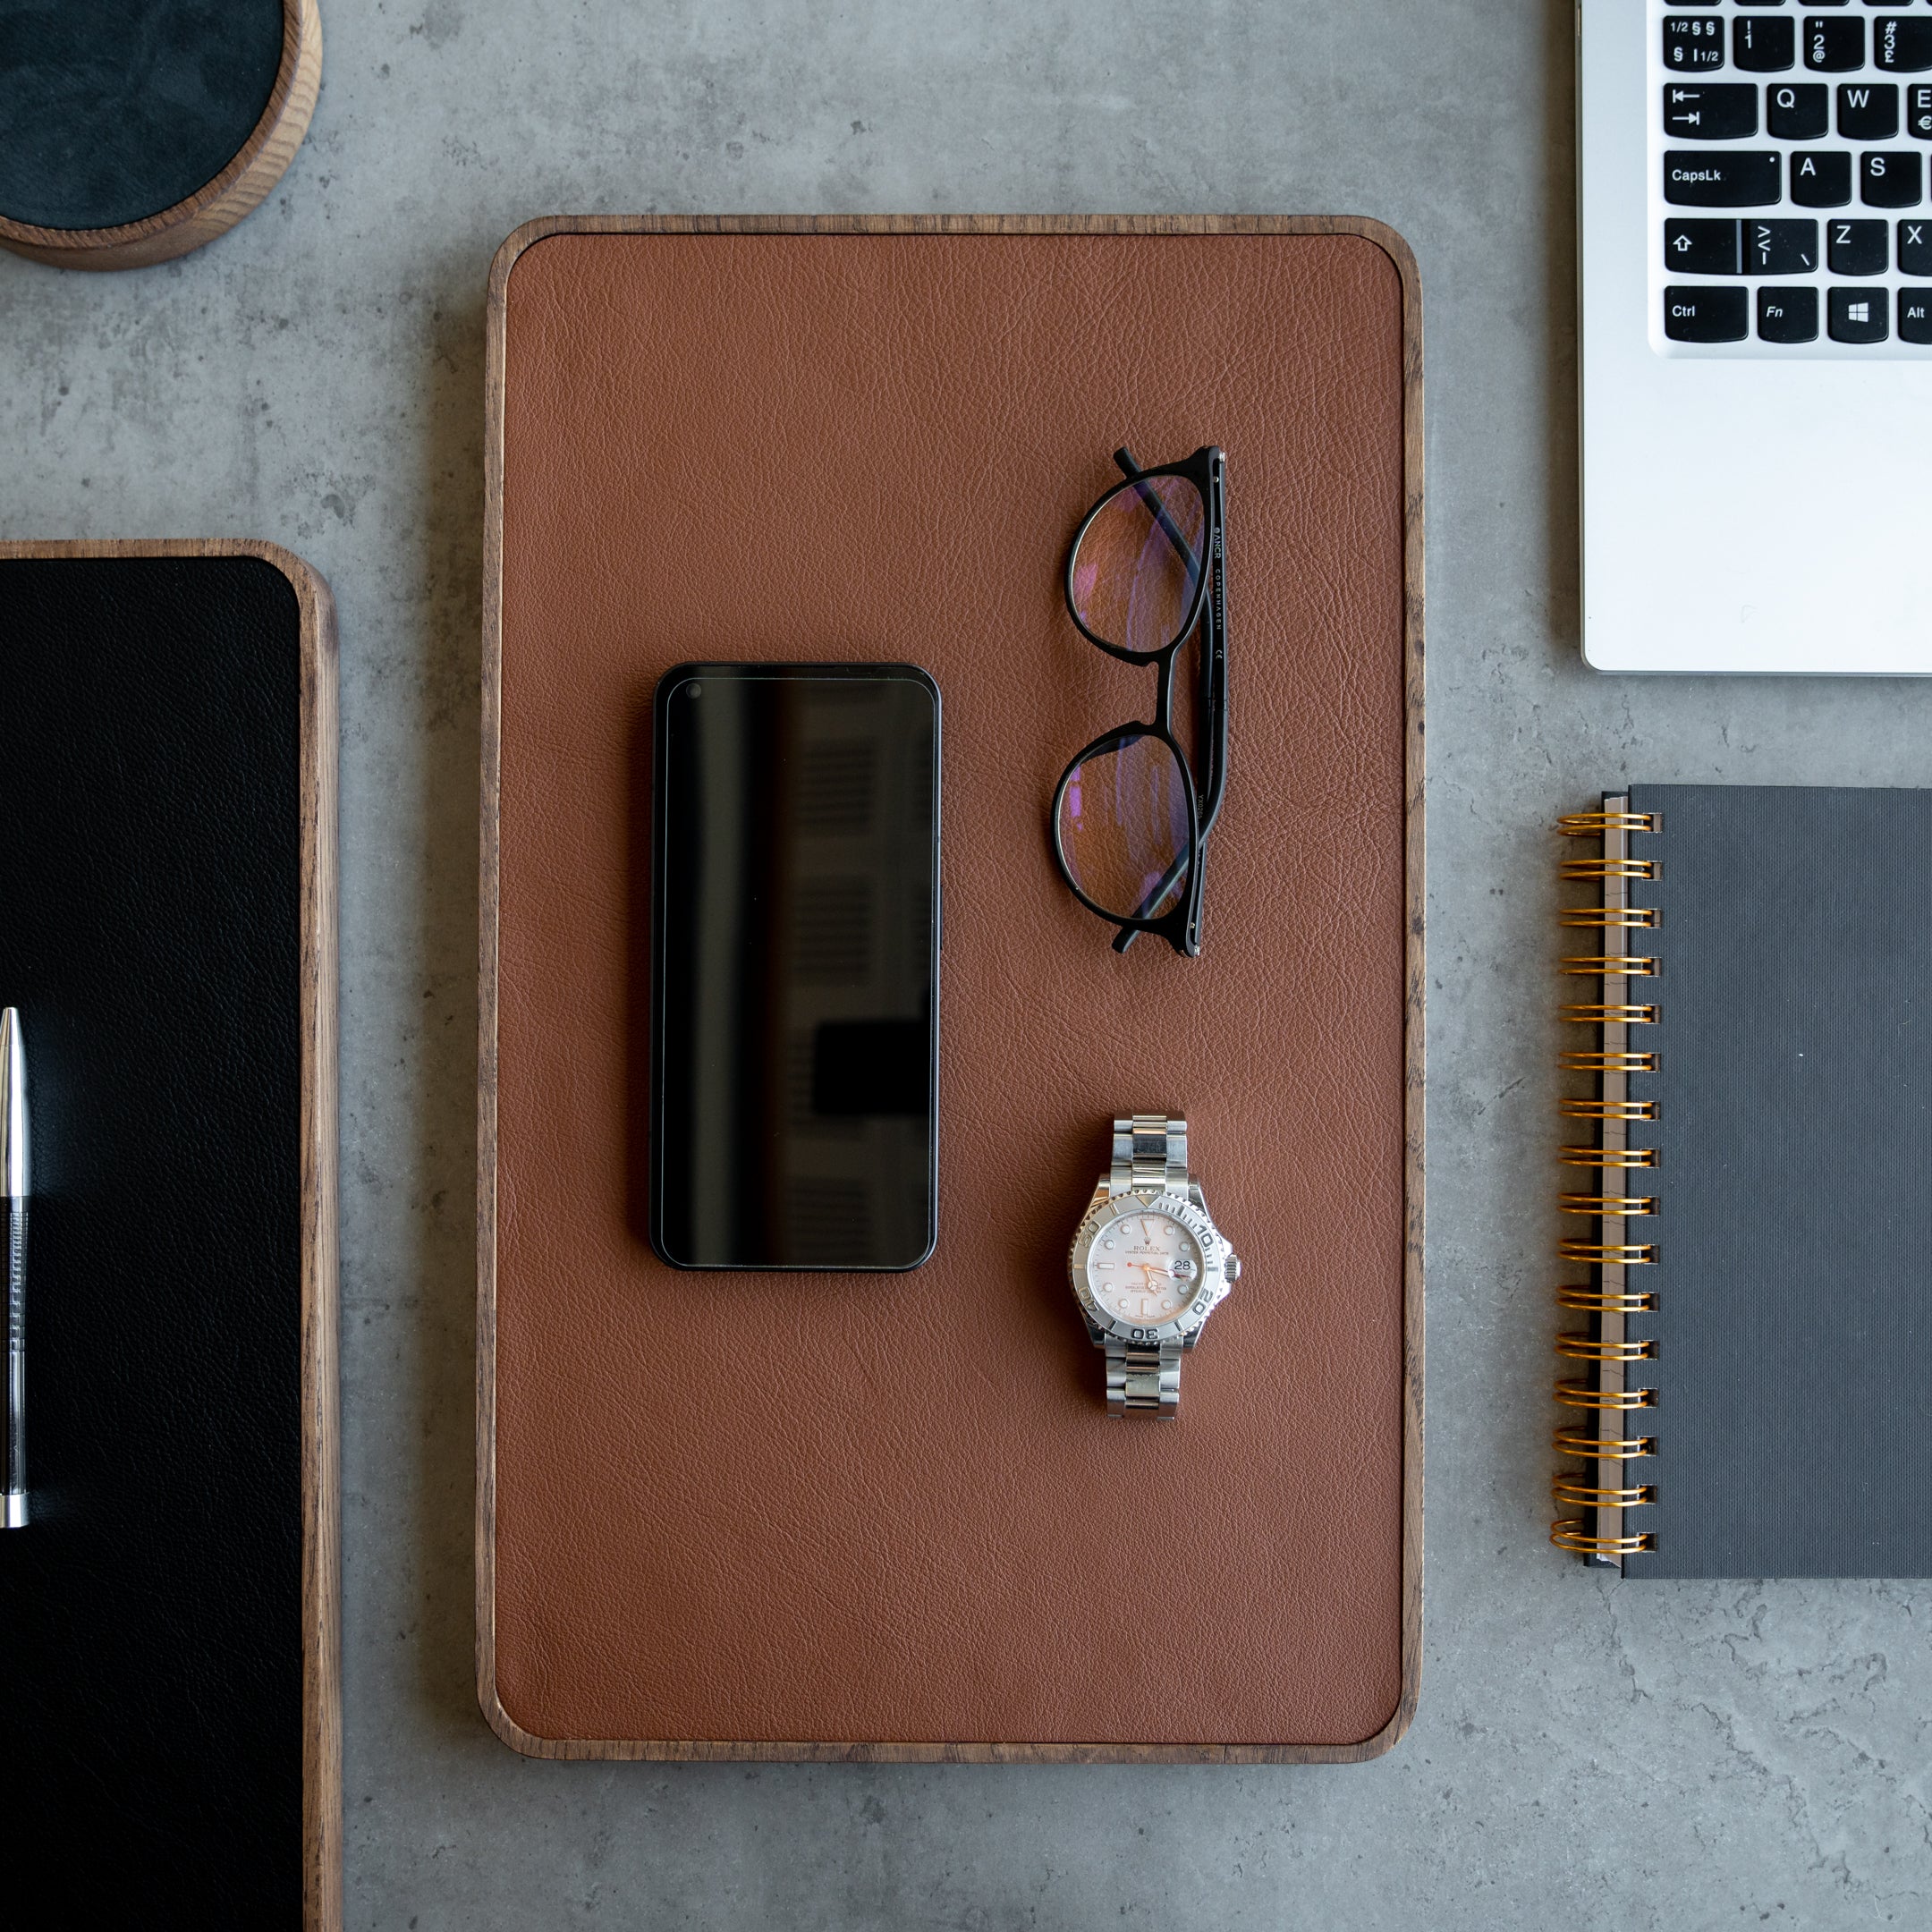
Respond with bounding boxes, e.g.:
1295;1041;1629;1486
3;2;1928;1924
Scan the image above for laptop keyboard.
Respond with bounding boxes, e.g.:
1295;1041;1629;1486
1651;0;1932;354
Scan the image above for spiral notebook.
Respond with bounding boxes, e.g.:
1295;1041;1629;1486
1552;785;1932;1580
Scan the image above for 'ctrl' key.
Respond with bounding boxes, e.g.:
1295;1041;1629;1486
1665;285;1750;343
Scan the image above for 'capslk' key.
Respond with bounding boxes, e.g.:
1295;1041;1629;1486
1901;218;1932;277
1734;17;1796;73
1746;217;1819;274
1768;83;1829;140
1664;84;1758;140
1665;151;1782;206
1791;149;1854;206
1828;217;1889;275
1665;15;1726;71
1664;285;1750;343
1806;19;1864;73
1874;20;1932;76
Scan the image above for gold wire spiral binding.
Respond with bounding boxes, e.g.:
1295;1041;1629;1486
1554;803;1661;1563
1560;858;1657;882
1552;1478;1657;1509
1559;906;1659;928
1554;1429;1656;1460
1550;1522;1657;1555
1561;954;1657;976
1556;811;1657;836
1559;1239;1657;1266
1559;1193;1657;1216
1555;1335;1657;1363
1560;1097;1658;1122
1558;1050;1657;1074
1555;1381;1656;1411
1556;1285;1657;1314
1560;1146;1657;1168
1560;1004;1657;1025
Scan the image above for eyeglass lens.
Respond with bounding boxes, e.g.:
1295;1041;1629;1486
1057;729;1192;921
1068;475;1206;657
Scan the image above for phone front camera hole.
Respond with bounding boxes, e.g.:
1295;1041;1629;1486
687;682;702;699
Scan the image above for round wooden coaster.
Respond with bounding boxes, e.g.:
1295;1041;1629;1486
0;0;321;271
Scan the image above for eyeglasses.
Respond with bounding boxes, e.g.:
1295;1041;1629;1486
1050;445;1227;957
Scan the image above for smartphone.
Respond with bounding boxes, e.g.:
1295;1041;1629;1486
650;663;940;1270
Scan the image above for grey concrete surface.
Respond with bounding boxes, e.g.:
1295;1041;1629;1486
4;1;1928;1925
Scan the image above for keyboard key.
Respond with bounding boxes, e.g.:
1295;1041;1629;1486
1664;285;1750;342
1828;286;1889;342
1665;150;1783;205
1862;148;1925;205
1746;216;1822;271
1665;84;1758;139
1901;216;1932;274
1913;86;1932;139
1758;286;1821;343
1901;292;1932;344
1805;17;1865;71
1768;82;1830;138
1666;14;1726;70
1873;20;1932;75
1791;149;1855;203
1735;16;1797;70
1829;216;1890;271
1665;218;1743;273
1665;217;1745;275
1838;82;1901;138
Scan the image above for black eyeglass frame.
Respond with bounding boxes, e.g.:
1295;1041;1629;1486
1050;444;1228;957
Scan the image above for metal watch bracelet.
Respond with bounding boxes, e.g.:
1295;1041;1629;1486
1103;1115;1190;1418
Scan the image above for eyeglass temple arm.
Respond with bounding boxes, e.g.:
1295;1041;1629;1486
1108;448;1219;955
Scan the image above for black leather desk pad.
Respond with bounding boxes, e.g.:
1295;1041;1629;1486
0;555;304;1920
0;0;284;229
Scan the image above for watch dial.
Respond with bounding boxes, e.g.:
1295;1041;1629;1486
1086;1211;1204;1326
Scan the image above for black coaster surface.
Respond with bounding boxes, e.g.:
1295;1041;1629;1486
0;0;284;231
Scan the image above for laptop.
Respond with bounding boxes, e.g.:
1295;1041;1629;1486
1578;1;1932;673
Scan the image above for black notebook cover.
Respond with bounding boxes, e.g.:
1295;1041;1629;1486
1613;785;1932;1580
0;548;338;1924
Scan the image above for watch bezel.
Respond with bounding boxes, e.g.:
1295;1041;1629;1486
1068;1191;1231;1346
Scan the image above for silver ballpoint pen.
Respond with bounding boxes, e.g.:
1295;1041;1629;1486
2;1008;27;1528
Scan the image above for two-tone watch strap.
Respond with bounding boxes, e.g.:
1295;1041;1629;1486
1104;1340;1182;1417
1108;1114;1188;1197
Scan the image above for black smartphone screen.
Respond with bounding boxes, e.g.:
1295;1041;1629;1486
651;664;940;1269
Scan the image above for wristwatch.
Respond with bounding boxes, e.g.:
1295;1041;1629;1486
1067;1115;1241;1417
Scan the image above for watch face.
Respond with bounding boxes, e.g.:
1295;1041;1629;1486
1085;1209;1205;1326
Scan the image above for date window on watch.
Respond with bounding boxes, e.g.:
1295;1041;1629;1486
1172;1257;1196;1280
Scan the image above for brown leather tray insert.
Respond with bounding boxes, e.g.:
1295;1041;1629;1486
481;219;1422;1760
